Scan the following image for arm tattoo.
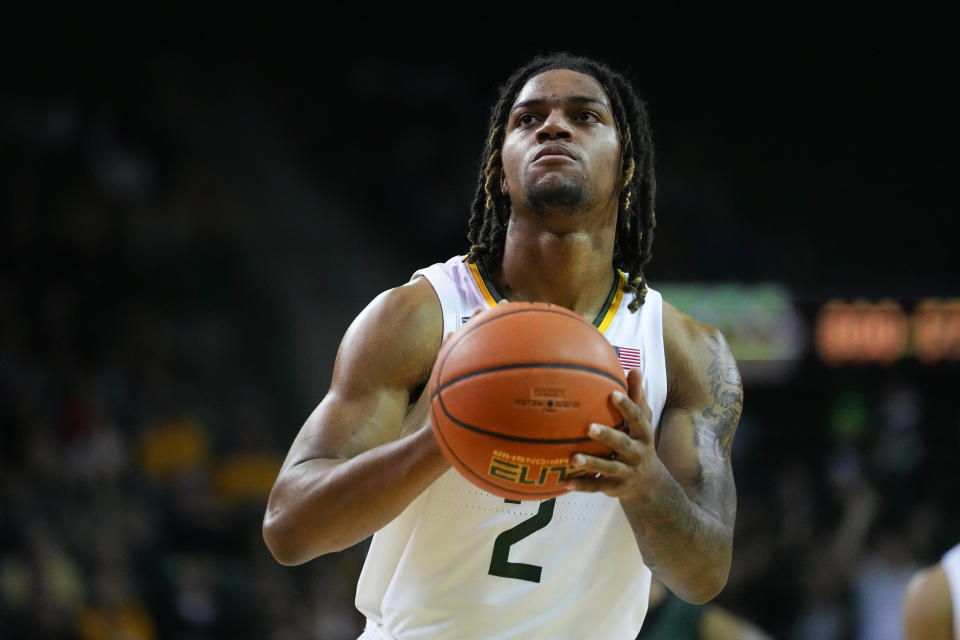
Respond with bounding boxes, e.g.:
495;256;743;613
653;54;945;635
623;332;742;597
691;334;742;523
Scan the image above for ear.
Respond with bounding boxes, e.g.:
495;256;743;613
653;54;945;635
500;169;508;195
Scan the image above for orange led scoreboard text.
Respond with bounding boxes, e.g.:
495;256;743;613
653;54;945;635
815;298;960;365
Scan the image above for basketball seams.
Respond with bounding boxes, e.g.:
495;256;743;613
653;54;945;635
430;402;567;500
435;305;599;377
430;304;621;401
434;362;628;394
435;390;595;445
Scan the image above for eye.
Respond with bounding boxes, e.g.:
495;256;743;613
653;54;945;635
515;113;538;127
575;110;601;123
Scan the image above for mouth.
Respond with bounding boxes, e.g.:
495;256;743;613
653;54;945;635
533;144;577;162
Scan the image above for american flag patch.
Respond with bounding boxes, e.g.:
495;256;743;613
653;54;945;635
614;345;642;370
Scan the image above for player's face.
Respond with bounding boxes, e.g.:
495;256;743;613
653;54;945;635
500;69;622;217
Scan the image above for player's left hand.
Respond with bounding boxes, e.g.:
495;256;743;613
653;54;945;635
565;368;669;504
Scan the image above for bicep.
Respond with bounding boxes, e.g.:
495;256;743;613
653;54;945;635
658;323;742;524
283;386;412;469
280;280;443;471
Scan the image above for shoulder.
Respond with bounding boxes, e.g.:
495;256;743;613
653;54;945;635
902;562;953;640
660;301;741;409
662;300;723;356
335;276;443;390
352;276;441;338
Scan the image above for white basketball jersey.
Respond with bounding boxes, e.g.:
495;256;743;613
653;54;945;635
943;543;960;640
355;255;668;640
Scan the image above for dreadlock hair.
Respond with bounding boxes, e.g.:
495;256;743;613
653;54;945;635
465;52;657;311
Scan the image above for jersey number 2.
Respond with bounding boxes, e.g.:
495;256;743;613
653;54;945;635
488;498;556;583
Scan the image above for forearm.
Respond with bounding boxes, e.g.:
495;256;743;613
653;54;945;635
648;322;741;604
263;425;448;565
622;470;733;604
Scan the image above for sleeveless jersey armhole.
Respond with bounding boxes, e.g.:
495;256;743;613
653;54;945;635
411;263;461;339
644;288;667;439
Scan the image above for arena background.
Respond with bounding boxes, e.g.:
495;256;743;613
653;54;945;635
1;13;957;640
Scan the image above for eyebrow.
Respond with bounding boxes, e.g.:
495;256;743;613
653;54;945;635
510;95;609;112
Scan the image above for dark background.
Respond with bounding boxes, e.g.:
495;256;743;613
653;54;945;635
1;13;957;640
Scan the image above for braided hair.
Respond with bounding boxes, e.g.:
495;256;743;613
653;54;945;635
465;52;656;310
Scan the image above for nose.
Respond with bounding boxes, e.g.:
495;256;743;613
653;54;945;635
536;109;572;141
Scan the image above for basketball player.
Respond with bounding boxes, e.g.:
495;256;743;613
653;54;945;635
902;542;960;639
262;52;743;639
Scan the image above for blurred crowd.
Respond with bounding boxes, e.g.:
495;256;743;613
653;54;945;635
0;71;368;638
2;56;958;640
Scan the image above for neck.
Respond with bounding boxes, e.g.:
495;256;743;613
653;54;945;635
493;212;617;322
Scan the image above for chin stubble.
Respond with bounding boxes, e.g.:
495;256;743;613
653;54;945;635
524;178;588;215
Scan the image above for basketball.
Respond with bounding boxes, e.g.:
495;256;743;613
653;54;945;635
428;301;629;501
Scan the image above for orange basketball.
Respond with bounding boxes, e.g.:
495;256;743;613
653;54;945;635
428;301;628;501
